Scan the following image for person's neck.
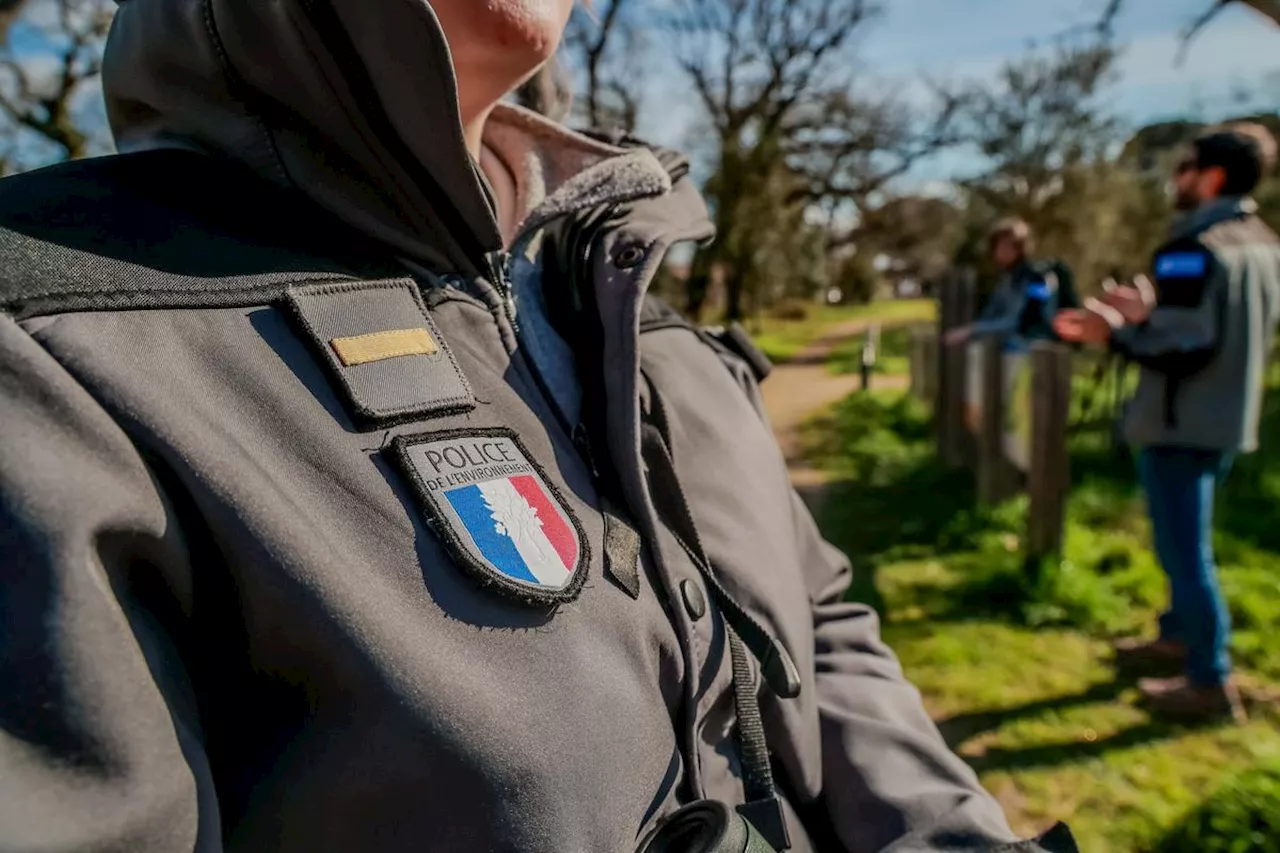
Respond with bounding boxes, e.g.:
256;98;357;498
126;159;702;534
461;101;520;245
462;107;491;163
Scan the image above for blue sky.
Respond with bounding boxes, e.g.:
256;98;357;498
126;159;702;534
863;0;1276;119
631;0;1279;188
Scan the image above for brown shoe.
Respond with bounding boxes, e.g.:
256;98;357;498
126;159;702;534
1113;637;1187;676
1138;675;1247;725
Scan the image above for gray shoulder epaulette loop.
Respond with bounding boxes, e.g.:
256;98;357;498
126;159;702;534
702;322;773;383
636;295;771;383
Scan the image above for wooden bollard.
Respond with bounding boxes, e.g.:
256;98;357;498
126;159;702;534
909;327;927;401
921;331;939;410
976;337;1011;505
937;269;976;468
939;338;968;468
1027;342;1073;559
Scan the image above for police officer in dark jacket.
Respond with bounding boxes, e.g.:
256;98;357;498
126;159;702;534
0;2;1081;852
945;218;1079;348
1056;123;1280;723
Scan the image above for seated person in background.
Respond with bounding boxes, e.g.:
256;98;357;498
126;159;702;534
1054;123;1280;724
945;217;1079;347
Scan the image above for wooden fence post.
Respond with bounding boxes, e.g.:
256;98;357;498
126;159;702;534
938;269;976;468
906;326;936;404
1027;342;1073;559
976;337;1014;504
909;330;921;398
921;331;939;410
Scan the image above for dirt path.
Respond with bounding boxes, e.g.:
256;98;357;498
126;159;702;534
761;319;908;508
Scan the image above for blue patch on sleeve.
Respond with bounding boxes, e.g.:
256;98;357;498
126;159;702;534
1024;281;1050;300
1155;252;1208;278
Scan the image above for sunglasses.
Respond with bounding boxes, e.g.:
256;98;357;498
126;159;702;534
1175;157;1199;175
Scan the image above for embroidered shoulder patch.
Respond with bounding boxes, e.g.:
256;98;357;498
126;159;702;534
1155;251;1209;279
393;429;588;605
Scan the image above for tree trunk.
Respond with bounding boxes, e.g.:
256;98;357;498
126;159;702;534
685;270;711;320
725;265;747;322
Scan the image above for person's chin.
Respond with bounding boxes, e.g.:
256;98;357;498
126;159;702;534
486;0;567;56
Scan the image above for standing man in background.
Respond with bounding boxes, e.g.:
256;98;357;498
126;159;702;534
945;218;1079;347
1055;123;1280;724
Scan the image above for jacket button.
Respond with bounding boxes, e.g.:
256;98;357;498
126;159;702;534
614;245;646;269
680;579;707;620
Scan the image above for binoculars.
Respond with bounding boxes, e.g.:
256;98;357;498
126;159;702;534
638;801;778;853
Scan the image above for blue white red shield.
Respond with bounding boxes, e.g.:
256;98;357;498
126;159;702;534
395;431;586;604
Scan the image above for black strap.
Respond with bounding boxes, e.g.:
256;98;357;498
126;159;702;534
726;630;774;801
638;382;796;851
640;385;801;700
726;629;791;851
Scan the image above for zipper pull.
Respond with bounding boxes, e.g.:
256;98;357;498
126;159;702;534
485;250;519;332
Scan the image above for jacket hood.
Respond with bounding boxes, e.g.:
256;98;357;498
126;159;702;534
102;0;669;278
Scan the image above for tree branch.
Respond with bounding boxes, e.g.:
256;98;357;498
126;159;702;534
0;0;113;162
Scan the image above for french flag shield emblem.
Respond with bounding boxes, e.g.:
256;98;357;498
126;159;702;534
394;430;586;603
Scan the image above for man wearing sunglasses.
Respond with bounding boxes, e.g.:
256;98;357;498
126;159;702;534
1055;123;1280;723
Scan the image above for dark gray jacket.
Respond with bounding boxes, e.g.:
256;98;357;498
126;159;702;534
0;2;1067;851
1114;197;1280;452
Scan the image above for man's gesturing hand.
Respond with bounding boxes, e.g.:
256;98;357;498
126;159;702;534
1053;305;1115;345
1099;274;1156;325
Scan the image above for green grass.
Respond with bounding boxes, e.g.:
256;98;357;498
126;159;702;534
802;381;1280;850
748;299;936;364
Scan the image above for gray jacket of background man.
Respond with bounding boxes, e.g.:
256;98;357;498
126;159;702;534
1114;197;1280;452
0;2;1070;852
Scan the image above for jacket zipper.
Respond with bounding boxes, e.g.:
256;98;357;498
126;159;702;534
485;250;520;335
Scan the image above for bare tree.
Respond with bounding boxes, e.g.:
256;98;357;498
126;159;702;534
664;0;881;318
665;0;968;317
669;0;876;143
0;0;114;173
964;41;1118;214
561;0;643;132
788;83;968;249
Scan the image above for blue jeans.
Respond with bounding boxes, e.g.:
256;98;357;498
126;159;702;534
1137;446;1234;687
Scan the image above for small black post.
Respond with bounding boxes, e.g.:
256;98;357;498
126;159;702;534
860;324;879;392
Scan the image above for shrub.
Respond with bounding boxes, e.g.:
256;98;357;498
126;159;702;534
1154;759;1280;853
